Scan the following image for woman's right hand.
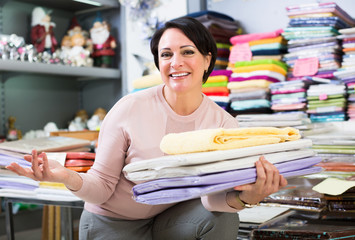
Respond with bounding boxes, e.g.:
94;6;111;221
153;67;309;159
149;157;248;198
6;149;71;184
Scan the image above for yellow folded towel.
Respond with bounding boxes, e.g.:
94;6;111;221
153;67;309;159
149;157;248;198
132;74;163;89
206;75;229;83
160;127;301;154
227;80;272;90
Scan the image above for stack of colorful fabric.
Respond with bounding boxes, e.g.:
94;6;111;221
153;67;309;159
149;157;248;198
269;80;310;112
229;29;286;68
203;69;232;110
335;27;355;120
283;2;355;82
123;127;322;205
306;83;347;122
305;123;355;174
187;10;241;70
64;152;95;173
227;59;288;115
236;112;310;129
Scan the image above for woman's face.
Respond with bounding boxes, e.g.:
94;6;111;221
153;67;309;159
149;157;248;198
158;28;211;94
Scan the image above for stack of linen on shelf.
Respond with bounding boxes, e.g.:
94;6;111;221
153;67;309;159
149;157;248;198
202;69;232;110
229;28;286;67
0;136;90;201
269;80;310;112
188;10;241;70
337;27;355;71
123;127;322;205
64;152;95;173
131;73;163;93
335;27;355;120
305;122;355;177
235;112;310;129
227;59;288;115
283;1;355;82
306;83;347;122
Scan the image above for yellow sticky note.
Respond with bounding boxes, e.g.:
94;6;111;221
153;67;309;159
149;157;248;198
312;178;355;196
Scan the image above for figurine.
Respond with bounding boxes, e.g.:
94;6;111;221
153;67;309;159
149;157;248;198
87;107;107;130
68;33;93;67
6;116;22;141
90;13;117;68
68;109;89;131
30;6;58;54
60;35;71;60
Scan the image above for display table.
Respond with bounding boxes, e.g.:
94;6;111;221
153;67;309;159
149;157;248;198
2;197;84;240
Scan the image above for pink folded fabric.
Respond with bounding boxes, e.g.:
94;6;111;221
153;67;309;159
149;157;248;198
230;29;284;45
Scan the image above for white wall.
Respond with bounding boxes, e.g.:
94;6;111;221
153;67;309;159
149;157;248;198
122;0;188;94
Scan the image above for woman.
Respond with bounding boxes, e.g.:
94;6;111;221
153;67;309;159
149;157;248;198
7;16;287;239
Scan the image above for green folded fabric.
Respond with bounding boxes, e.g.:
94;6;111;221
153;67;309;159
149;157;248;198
307;94;345;101
234;59;288;72
203;81;228;88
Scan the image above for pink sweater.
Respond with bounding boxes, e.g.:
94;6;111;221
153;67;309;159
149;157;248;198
73;84;239;220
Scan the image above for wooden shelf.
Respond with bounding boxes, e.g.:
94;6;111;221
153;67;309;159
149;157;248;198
0;59;120;80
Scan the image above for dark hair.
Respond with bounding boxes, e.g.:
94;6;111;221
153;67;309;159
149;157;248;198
150;16;217;84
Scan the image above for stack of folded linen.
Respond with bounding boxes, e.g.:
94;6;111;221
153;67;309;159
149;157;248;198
227;59;288;115
236;112;310;129
123;127;322;205
64;152;95;173
188;10;241;70
334;27;355;120
306;83;347;122
202;69;232;110
283;2;354;82
269;80;310;112
337;27;355;71
229;29;287;67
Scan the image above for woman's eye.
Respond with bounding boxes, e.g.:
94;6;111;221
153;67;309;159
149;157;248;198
183;50;195;55
160;52;172;58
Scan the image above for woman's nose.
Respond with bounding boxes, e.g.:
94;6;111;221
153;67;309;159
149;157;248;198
170;54;183;69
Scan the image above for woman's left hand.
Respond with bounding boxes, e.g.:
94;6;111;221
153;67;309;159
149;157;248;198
234;155;288;205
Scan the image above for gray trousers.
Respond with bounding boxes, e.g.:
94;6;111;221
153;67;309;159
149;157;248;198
79;198;240;240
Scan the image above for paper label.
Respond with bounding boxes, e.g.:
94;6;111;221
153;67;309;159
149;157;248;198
293;57;319;77
319;93;328;100
229;43;252;63
313;178;355;195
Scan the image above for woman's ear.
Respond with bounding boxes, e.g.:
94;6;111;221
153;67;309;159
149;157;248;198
205;52;212;71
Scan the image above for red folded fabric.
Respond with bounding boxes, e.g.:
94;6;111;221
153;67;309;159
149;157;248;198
66;152;96;160
65;159;94;167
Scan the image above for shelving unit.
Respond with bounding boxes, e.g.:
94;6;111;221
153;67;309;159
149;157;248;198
0;59;120;80
0;0;122;135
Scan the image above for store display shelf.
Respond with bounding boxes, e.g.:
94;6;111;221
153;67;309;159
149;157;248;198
0;59;120;80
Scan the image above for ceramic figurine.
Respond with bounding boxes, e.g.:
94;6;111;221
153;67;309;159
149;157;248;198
6;116;22;141
90;13;117;68
30;6;58;53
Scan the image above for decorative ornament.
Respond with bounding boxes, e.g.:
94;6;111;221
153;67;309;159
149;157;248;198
119;0;165;40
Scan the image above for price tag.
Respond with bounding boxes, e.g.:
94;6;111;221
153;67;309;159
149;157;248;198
229;43;252;63
293;57;319;77
319;93;328;100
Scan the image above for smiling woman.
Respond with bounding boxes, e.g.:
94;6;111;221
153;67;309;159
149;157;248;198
7;16;287;240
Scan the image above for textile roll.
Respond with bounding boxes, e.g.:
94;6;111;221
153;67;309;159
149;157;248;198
160;127;301;154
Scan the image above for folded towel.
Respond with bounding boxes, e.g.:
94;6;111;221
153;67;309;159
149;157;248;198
160;127;301;155
132;74;163;89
